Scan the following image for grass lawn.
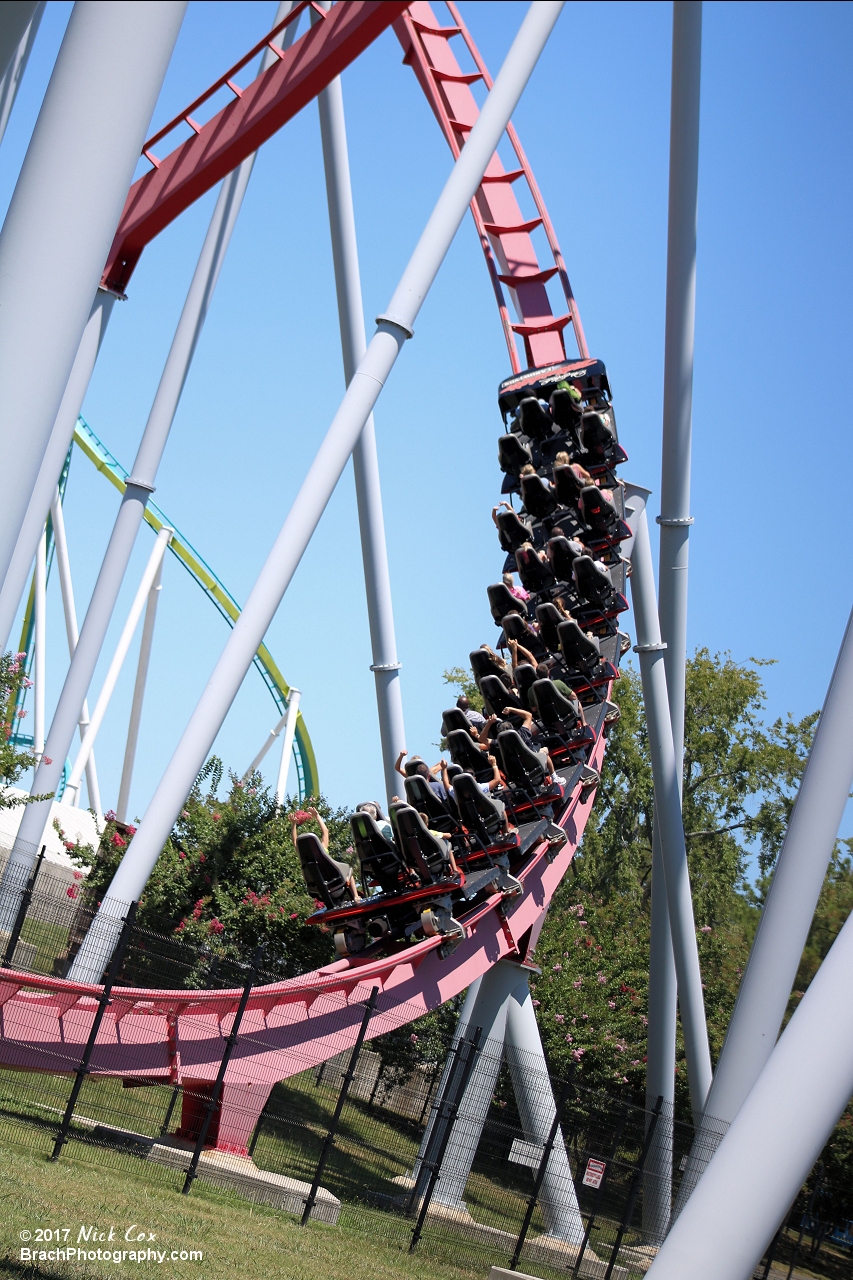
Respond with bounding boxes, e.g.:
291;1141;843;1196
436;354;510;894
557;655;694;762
0;1131;487;1280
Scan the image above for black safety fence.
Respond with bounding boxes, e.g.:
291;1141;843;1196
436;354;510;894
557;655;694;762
0;859;838;1278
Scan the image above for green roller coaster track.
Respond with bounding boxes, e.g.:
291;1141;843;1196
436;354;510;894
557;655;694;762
11;416;319;803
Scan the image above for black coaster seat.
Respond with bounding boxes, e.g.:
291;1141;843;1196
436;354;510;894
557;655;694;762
552;464;586;508
515;545;555;594
579;410;628;471
495;508;532;554
488;582;525;625
573;554;613;602
297;833;356;910
441;707;476;739
520;472;558;520
404;774;459;835
513;662;539;710
516;395;554;442
480;673;524;717
349;812;416;896
392;804;455;884
501;611;545;657
558;620;618;691
547;534;585;584
549;386;584;445
535;602;565;652
470;648;512;689
447;728;495;784
531;679;595;756
495;730;564;814
498;433;533;476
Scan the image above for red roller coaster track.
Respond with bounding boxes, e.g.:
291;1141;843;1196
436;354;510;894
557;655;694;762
2;3;617;1159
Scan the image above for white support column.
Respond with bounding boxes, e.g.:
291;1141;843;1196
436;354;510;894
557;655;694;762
0;291;116;654
116;550;166;824
64;528;172;808
428;961;518;1209
645;0;703;1239
67;0;567;982
50;489;101;815
0;1;187;595
624;486;712;1123
33;524;46;760
274;688;301;806
704;602;853;1123
0;1;43;150
242;713;290;781
316;7;407;806
644;901;853;1280
504;974;585;1244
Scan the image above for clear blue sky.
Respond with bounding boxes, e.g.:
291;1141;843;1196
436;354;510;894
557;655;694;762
4;1;851;831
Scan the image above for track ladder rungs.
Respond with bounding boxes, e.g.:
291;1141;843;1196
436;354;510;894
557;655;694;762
483;217;543;237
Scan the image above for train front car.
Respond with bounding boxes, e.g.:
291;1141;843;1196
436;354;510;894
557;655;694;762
302;357;627;959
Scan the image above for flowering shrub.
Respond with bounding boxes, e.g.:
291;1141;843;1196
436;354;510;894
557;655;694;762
76;758;352;981
0;652;52;808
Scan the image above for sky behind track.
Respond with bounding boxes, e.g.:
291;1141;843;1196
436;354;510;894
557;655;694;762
3;1;851;849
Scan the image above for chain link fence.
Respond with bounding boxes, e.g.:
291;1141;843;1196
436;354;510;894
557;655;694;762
0;854;832;1278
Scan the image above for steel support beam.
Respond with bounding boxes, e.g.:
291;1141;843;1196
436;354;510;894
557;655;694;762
316;12;407;806
705;603;853;1122
116;553;165;825
625;486;712;1122
274;687;301;806
0;1;186;599
65;528;172;806
645;0;703;1239
67;0;566;982
644;899;853;1280
50;490;101;815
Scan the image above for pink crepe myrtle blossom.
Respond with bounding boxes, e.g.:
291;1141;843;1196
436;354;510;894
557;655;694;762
111;833;126;848
564;1033;573;1043
700;925;712;933
554;1014;565;1024
572;978;583;989
571;1048;585;1061
104;810;117;822
66;885;78;899
596;972;607;984
531;999;540;1007
608;1000;616;1009
208;918;224;934
552;963;563;972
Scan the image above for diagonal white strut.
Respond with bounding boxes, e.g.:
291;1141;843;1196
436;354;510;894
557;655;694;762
50;489;102;815
67;0;567;983
316;2;407;806
624;485;712;1123
63;527;173;807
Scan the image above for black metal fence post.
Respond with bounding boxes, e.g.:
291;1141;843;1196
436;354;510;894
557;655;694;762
159;1085;181;1138
786;1165;824;1280
50;901;138;1161
602;1095;663;1280
409;1026;484;1254
300;986;379;1225
510;1075;574;1271
2;845;45;969
573;1101;629;1277
182;948;260;1195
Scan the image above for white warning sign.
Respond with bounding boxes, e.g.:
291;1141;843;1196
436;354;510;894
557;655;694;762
582;1158;607;1189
